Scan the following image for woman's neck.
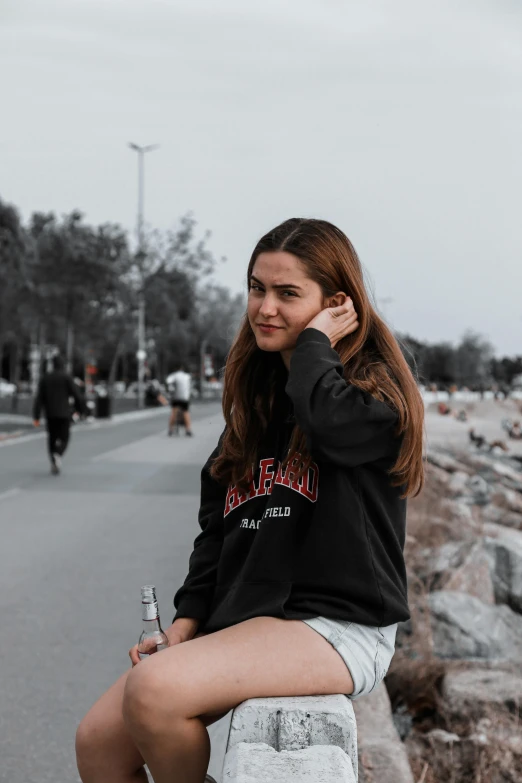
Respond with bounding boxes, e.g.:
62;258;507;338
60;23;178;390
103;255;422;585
280;349;292;370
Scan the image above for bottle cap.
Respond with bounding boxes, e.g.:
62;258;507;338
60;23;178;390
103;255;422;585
141;585;157;603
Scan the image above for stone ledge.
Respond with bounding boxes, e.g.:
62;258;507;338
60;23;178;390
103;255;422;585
222;694;358;781
222;741;356;782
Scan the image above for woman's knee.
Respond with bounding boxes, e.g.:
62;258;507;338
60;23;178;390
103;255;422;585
76;671;145;781
122;660;180;733
75;714;103;777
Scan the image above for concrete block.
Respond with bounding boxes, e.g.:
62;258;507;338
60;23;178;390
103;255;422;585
227;695;357;779
222;741;356;782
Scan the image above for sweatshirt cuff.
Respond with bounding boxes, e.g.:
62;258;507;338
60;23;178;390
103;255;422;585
172;594;211;624
295;328;332;348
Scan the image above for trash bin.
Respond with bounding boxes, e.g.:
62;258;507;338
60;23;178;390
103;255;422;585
95;393;112;418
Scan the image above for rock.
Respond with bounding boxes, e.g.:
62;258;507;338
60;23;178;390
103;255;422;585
491;445;509;458
492;486;522;515
406;723;522;783
483;521;522;543
391;704;413;741
426;541;495;604
427;451;471;474
426;463;451;486
353;683;415;783
472;715;522;755
465;474;491;504
439;499;474;524
481;504;522;530
442;668;522;718
443;545;495;604
395;619;413;651
430;541;471;573
456;453;522;494
222;742;356;782
461;453;496;473
428;590;522;661
491;461;522;490
482;525;522;613
447;471;470;497
426;728;460;745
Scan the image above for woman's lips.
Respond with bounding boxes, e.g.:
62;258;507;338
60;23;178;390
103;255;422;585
258;324;282;333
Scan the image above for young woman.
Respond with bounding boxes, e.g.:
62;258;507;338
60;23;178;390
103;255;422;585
75;218;425;783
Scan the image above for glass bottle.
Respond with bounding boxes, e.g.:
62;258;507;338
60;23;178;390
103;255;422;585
138;585;169;660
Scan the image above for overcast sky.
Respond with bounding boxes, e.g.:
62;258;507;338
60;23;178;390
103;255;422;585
2;0;521;355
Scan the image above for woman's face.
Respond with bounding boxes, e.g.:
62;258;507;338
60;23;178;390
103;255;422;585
247;251;326;361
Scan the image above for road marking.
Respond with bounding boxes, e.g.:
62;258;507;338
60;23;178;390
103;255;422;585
0;487;21;501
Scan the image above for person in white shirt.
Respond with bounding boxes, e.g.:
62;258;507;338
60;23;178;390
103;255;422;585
166;364;193;436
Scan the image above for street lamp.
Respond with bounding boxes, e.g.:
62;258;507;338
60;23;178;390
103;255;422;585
128;142;159;408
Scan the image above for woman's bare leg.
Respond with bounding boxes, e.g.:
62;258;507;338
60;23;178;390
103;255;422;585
122;616;354;783
75;634;222;783
76;670;147;783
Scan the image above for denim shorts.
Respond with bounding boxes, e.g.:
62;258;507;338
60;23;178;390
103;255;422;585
301;617;398;700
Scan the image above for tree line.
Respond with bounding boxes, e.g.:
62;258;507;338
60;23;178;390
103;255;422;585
1;195;520;392
0;197;245;390
400;332;522;391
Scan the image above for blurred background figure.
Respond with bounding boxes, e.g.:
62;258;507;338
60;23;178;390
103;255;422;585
32;355;87;474
166;363;193;437
145;378;169;408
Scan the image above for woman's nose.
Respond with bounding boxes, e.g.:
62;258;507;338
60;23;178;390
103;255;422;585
259;294;278;317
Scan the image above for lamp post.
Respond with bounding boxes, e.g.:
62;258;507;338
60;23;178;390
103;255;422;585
128;142;159;408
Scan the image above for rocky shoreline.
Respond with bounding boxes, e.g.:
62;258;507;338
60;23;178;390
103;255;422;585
357;435;522;782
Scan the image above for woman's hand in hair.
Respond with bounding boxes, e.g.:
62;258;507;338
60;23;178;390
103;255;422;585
305;299;359;348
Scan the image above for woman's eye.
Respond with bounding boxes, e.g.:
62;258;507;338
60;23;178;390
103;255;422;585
249;285;263;293
281;290;297;297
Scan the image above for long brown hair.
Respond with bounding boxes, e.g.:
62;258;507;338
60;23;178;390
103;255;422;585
211;218;425;498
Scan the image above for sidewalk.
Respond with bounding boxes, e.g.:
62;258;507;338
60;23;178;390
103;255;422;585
0;404;174;445
91;406;224;470
0;414;34;442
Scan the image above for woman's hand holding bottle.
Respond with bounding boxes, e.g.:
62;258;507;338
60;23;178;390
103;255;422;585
129;585;200;666
128;619;199;666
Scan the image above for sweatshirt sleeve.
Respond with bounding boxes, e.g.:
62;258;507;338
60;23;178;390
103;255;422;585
173;435;227;624
286;328;400;467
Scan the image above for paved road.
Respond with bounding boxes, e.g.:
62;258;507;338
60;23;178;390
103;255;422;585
0;403;225;783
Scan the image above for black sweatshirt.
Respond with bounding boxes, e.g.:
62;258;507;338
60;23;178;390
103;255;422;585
33;371;86;420
173;328;410;633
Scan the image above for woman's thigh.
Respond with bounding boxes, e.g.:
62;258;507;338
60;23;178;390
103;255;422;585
125;616;354;723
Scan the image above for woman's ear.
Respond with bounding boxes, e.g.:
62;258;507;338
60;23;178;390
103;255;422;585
326;291;349;308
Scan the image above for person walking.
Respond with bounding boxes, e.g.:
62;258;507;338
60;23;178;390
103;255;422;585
33;355;86;475
166;364;193;437
75;218;425;783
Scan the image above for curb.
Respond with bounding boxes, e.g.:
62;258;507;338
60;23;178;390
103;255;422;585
0;401;221;448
